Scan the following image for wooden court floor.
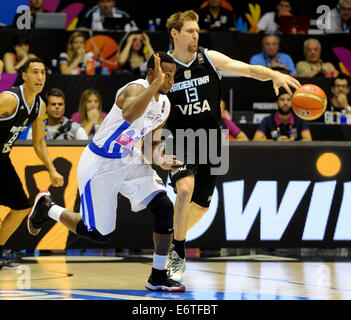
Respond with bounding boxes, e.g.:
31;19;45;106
1;253;351;300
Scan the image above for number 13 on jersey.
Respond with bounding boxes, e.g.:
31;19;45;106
185;88;199;103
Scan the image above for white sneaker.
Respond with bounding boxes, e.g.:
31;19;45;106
167;244;186;282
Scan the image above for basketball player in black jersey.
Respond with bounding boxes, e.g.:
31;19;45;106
165;10;301;281
0;58;64;247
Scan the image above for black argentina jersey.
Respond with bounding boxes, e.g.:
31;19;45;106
0;85;42;157
166;47;222;132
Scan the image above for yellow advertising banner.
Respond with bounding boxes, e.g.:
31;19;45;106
0;146;85;250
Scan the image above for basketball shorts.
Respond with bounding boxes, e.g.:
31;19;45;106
0;155;31;210
77;147;166;236
169;163;217;208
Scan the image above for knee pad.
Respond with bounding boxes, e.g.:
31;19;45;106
147;192;174;234
76;220;114;244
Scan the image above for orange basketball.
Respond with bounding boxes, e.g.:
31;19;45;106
292;84;327;120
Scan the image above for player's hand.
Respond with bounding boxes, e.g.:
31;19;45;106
152;53;165;87
50;170;64;187
155;146;183;170
159;155;184;171
272;72;301;96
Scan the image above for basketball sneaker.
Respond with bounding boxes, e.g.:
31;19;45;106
27;191;55;236
145;268;185;292
167;245;186;282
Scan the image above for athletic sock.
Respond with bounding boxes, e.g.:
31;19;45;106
173;239;186;259
48;205;66;222
153;254;168;270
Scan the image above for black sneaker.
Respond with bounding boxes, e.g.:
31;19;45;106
145;268;186;292
27;191;55;236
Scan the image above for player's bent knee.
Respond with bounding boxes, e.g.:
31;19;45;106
176;178;194;200
176;187;192;201
147;192;174;234
175;184;193;203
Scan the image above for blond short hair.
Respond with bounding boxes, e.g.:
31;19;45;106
166;10;199;36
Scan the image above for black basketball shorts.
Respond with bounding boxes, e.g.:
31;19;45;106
0;156;31;210
169;164;217;208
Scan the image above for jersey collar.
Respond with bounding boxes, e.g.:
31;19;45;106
167;50;197;68
20;85;37;114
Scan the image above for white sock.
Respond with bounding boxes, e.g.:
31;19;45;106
153;254;168;270
48;205;66;222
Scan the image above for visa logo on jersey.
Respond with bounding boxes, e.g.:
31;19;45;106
176;100;211;115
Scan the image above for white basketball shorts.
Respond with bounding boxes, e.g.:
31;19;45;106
77;146;166;235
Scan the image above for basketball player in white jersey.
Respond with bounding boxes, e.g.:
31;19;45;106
27;52;186;292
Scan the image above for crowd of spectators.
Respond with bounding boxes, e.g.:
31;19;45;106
1;0;351;142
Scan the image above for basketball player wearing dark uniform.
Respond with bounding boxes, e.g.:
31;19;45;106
0;58;63;247
167;46;222;206
165;10;301;281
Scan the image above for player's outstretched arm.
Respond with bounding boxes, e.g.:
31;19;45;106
208;50;301;95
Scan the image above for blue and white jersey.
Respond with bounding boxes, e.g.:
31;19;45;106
88;79;170;159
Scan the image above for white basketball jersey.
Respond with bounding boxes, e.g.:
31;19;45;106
89;79;170;159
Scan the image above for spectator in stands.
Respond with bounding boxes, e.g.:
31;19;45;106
250;34;296;76
71;89;107;139
26;88;88;140
253;89;312;141
29;0;46;14
3;34;37;74
12;0;48;29
256;0;293;33
117;31;154;76
321;74;351;123
79;0;137;31
197;0;235;31
327;0;351;33
296;38;337;77
220;100;249;140
330;74;351;111
59;32;95;75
